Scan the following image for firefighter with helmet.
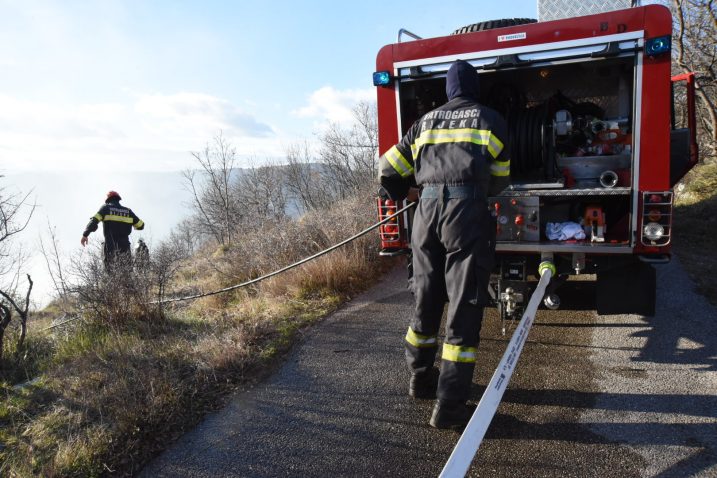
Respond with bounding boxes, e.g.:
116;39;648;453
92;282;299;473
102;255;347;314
378;60;510;429
81;191;145;270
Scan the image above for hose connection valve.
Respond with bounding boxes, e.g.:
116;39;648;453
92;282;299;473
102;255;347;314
538;260;556;278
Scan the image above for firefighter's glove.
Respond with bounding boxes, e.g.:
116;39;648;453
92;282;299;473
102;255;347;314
407;187;420;202
81;236;88;247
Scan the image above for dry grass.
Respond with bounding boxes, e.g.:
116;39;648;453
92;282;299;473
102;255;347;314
673;161;717;306
0;190;398;477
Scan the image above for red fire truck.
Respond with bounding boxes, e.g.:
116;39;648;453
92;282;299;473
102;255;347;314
375;4;697;319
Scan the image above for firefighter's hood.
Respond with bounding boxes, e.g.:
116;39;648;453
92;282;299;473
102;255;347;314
446;60;480;101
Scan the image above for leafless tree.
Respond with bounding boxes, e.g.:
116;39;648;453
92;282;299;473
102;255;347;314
0;179;35;359
167;218;201;256
284;141;332;212
39;220;71;303
283;101;379;214
670;0;717;159
234;159;289;222
317;101;379;199
183;132;241;245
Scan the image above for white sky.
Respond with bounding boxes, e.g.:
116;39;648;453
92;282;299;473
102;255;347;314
0;0;537;172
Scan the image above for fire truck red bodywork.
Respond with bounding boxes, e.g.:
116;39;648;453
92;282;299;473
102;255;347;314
374;5;697;316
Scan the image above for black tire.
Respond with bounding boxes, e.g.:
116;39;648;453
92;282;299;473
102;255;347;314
452;18;536;35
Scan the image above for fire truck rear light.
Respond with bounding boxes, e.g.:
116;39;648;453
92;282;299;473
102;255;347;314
373;71;391;86
643;223;665;241
641;191;672;246
645;36;671;56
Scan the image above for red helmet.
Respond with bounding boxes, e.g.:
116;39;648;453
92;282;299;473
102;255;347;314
106;190;122;201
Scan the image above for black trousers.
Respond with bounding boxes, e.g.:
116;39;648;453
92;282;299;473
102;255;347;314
405;195;495;401
103;239;131;272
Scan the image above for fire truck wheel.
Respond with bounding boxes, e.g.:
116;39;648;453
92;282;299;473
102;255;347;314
452;18;536;35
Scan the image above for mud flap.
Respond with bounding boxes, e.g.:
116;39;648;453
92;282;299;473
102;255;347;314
596;259;656;316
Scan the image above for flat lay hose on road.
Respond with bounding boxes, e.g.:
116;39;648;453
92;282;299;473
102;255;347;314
439;260;556;478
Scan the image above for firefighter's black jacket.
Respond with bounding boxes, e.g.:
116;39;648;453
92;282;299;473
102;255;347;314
378;62;510;200
83;199;144;249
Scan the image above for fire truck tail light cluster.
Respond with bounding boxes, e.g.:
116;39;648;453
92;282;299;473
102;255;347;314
373;71;391;86
641;191;672;246
645;35;671;56
377;198;401;242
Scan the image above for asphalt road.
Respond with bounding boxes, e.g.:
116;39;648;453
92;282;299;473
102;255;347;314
142;257;716;477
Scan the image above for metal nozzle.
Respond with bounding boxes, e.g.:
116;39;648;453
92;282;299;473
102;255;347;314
599;170;619;188
543;293;560;310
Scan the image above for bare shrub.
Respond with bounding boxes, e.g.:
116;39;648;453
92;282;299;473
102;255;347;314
185;183;381;303
150;240;189;311
69;247;154;324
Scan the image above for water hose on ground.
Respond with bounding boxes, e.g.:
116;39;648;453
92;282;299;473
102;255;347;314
439;256;556;478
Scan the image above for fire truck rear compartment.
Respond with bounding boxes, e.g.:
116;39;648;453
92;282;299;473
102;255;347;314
395;55;660;316
399;55;637;249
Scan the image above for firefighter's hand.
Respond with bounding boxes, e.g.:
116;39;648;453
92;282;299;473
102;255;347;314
407;187;420;202
81;236;88;247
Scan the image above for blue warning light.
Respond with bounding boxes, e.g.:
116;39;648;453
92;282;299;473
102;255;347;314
373;71;392;86
645;36;671;56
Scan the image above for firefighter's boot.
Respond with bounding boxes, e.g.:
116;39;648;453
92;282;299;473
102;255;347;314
409;367;439;399
429;400;476;430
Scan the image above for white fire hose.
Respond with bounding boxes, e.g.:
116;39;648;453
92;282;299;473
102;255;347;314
438;258;556;478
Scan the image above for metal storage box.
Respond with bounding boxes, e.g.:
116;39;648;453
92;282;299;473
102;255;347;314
538;0;633;22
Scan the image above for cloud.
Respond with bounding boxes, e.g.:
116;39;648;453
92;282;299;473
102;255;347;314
293;86;374;126
135;92;273;138
0;92;277;172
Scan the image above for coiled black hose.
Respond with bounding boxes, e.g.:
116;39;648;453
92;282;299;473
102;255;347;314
509;105;550;177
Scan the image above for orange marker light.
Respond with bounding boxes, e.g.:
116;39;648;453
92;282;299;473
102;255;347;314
648;209;662;221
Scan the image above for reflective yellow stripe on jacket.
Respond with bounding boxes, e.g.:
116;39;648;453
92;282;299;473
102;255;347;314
490;159;511;177
93;213;103;221
405;327;438;348
104;214;134;224
442;343;477;363
385;145;414;178
134;220;144;229
411;128;504;160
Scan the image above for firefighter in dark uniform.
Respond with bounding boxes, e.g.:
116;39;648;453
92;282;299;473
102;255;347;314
378;60;510;429
81;191;145;271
